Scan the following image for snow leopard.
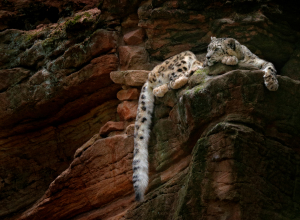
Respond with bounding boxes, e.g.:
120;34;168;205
132;37;278;202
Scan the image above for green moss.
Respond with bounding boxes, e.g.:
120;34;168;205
65;14;83;28
24;31;41;43
194;84;205;93
74;14;82;22
195;68;209;75
84;12;92;18
39;25;66;53
25;34;32;41
64;12;96;33
42;38;56;53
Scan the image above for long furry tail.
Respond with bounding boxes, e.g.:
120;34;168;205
132;81;154;202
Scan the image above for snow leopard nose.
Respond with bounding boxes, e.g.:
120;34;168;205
206;51;213;59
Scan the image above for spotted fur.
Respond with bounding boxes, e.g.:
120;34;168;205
206;37;279;91
132;51;203;201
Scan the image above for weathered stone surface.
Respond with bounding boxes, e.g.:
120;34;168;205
48;29;117;71
117;88;140;101
0;1;101;31
18;134;135;220
0;68;31;92
123;70;149;86
1;0;300;219
117;101;139;121
0;8;105;70
127;122;300;220
125;124;135;136
124;66;300;220
110;70;149;86
0;53;120;139
138;1;209;60
281;47;300;81
99;121;125;136
0;6;120;140
100;0;140;18
0;100;120;220
119;46;151;70
121;14;139;29
123;28;146;45
0;7;122;220
110;71;126;84
74;134;101;159
17;65;300;220
138;0;298;69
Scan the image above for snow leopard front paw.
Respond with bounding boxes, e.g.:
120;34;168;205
263;68;278;91
170;76;189;90
221;56;238;66
153;84;169;97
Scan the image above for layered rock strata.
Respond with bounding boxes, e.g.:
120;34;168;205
1;0;300;219
17;64;300;220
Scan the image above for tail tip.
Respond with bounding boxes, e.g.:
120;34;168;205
135;192;143;202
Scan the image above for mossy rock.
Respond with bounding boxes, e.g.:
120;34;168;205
65;10;100;34
188;67;209;88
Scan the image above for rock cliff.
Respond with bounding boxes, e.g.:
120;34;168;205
0;0;300;219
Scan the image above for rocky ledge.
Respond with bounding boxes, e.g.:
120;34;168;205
16;64;300;220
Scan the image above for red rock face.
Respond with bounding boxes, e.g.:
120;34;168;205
110;70;150;86
18;134;135;220
0;100;120;219
1;0;300;220
15;65;300;220
117;88;140;101
0;6;122;220
118;46;151;70
123;28;146;45
117;101;139;121
100;121;125;136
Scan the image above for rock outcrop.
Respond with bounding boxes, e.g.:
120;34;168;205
15;63;300;220
1;0;300;220
0;6;122;220
125;64;300;219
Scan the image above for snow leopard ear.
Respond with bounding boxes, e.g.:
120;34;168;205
211;36;217;41
225;38;236;51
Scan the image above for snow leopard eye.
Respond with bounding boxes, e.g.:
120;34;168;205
214;48;219;51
